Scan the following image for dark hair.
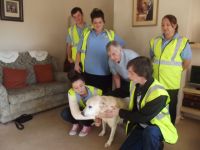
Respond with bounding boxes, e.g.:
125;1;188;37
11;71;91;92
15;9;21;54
106;41;121;52
67;70;85;84
90;8;105;22
71;7;83;16
127;56;153;80
162;14;178;33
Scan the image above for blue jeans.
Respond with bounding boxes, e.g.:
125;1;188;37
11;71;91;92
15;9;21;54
120;125;163;150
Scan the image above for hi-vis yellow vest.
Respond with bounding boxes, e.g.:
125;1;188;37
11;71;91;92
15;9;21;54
80;29;115;72
68;85;102;108
150;36;188;89
126;80;178;144
68;25;89;62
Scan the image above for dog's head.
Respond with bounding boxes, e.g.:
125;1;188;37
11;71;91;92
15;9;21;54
82;96;117;118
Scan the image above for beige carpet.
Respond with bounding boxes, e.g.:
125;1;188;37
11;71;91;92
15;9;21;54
0;106;200;150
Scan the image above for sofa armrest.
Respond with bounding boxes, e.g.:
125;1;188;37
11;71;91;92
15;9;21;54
54;72;70;83
0;84;9;115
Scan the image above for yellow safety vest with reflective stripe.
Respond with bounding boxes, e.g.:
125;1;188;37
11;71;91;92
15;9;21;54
68;25;89;62
80;29;115;72
68;85;102;108
126;80;178;144
150;36;188;89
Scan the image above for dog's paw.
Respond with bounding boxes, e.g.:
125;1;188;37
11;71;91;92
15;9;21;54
104;141;111;148
99;131;105;136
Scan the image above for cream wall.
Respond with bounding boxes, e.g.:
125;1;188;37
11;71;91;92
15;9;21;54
0;0;114;70
0;0;66;69
187;0;200;43
64;0;114;29
114;0;197;56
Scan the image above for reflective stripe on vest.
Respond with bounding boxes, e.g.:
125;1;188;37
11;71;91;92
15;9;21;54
151;36;188;89
68;25;89;62
80;29;115;72
126;80;178;144
155;105;169;120
69;85;102;108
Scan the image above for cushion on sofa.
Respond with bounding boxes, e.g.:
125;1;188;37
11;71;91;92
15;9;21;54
8;85;45;104
3;67;27;89
34;64;54;83
39;81;69;96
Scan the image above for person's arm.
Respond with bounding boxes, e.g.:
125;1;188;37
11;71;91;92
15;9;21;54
181;42;192;70
68;94;94;120
119;95;168;124
74;36;84;73
74;52;81;73
66;33;73;63
108;59;120;88
182;59;191;70
113;74;121;89
66;43;73;63
149;41;154;59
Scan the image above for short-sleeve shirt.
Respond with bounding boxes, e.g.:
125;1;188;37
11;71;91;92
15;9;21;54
77;29;125;75
109;49;139;81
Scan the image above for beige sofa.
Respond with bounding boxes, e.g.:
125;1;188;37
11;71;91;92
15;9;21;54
0;51;70;123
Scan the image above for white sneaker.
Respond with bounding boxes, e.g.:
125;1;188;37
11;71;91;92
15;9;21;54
79;126;91;137
69;124;79;136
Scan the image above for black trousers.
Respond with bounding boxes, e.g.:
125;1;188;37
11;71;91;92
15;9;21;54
167;89;179;124
105;78;130;98
60;107;93;126
83;72;112;94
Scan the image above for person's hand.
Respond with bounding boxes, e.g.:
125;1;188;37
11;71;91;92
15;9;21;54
98;106;119;118
74;63;81;73
94;117;102;127
68;58;73;63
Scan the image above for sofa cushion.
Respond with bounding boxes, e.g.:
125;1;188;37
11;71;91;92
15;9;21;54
8;85;45;104
3;67;27;89
39;81;69;96
34;64;54;83
7;82;69;105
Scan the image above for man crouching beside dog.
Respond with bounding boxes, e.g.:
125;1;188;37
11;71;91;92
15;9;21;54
97;56;178;150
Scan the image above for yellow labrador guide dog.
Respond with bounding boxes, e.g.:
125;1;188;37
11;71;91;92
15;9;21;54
83;95;128;147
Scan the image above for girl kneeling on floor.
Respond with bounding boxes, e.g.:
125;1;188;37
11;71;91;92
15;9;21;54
61;71;102;137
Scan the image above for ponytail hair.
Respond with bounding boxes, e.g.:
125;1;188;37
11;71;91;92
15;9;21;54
67;70;85;84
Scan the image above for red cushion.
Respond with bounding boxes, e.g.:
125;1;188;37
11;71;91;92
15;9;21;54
34;64;54;83
3;67;27;89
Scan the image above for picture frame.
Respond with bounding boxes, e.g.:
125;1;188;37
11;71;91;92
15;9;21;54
0;0;23;22
132;0;158;26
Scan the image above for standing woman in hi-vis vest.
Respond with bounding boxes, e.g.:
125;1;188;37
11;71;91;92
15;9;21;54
74;8;125;94
65;7;89;72
149;15;192;124
61;71;102;137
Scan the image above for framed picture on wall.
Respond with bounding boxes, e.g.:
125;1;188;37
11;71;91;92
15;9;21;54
132;0;158;26
0;0;23;22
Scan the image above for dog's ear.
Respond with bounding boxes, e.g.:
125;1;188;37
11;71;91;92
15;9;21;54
101;96;117;109
99;97;106;109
